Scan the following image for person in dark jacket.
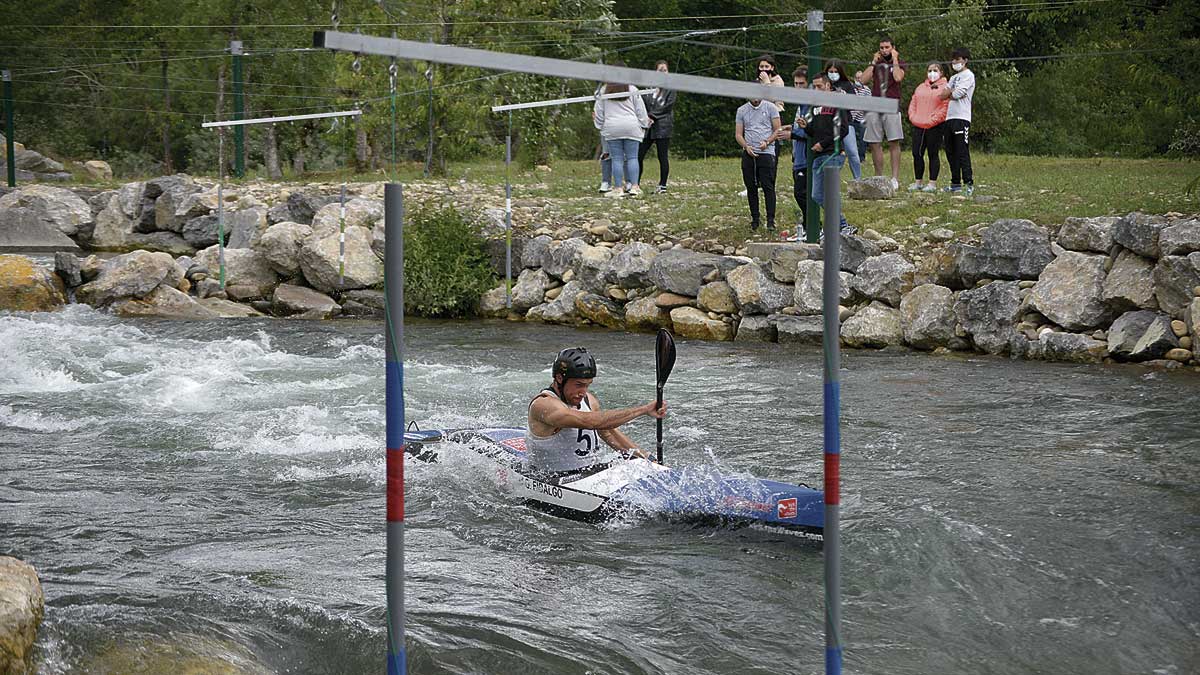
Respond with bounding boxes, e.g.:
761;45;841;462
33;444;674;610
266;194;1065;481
795;73;853;236
638;60;677;194
822;59;863;180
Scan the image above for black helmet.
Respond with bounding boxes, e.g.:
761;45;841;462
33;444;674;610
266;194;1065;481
553;347;597;380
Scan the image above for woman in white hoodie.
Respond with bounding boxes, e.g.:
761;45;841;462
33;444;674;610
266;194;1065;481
594;73;651;197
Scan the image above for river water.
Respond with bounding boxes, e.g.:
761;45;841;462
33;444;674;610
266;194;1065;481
1;306;1197;674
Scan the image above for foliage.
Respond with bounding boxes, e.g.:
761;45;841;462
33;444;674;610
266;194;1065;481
402;204;496;318
1167;119;1200;158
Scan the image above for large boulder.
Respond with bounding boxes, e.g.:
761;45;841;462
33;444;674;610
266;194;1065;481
484;236;527;279
575;244;614;292
900;284;956;350
793;260;853;315
954;219;1054;284
0;184;92;237
697;281;737;314
606;242;658;288
164;190;219;233
0;207;80;252
841;301;904;348
111;285;220;320
127;232;194;256
1190;298;1200;361
1159;219;1200;257
526;281;584;324
195;246;279;297
670;306;734;341
511;268;552;312
256;221;312;277
180;214;228;249
1112;212;1167;259
1039;332;1107;364
649;248;744;296
1028;250;1111;331
272;283;340;319
764;242;822;282
1056;216;1117;254
83;159;113;181
954;281;1022;355
310;197;383;238
279;190;335;225
1129;314;1180;361
1107;310;1176;361
1102;249;1158;312
575;293;624;329
847;176;895;200
226;206;269;249
14;148;64;173
914;245;963;289
479;285;509;318
1153;253;1200;318
143;174;195;200
76;250;182;307
0;556;44;675
521;234;552;270
726;263;792;315
89;194;137;249
851;253;915;307
152;180;202;232
775;314;825;344
197;297;267;318
735;315;777;342
543;237;588;279
838;233;882;274
297;227;382;293
0;254;66;312
624;296;672;332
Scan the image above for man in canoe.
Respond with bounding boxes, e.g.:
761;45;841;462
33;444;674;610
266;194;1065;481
526;347;667;473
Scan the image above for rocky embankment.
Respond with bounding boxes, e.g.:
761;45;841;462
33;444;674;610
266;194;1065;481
0;557;43;675
0;174;1197;370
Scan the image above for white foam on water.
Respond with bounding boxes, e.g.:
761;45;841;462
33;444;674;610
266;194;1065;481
274;458;384;484
0;404;97;433
211;404;377;457
1037;617;1082;629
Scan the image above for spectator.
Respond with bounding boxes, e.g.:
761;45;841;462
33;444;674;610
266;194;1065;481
594;84;614;193
735;78;782;231
639;60;677;194
796;73;853;236
857;36;907;190
906;62;949;192
756;55;786;190
594;69;651;197
939;47;976;195
851;72;871;171
823;59;863;180
780;66;810;228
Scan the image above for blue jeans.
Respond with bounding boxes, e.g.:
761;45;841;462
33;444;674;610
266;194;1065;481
606;138;641;188
600;152;612;185
844;126;862;181
851;120;868;169
812;153;849;230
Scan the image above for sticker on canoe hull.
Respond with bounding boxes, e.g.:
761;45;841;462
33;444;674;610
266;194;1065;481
777;498;798;520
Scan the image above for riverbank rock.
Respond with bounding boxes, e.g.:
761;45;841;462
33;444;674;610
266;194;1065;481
81;635;274;675
1102;249;1158;312
1159;219;1200;256
76;250;182;307
256;221;312;277
111;285;220;320
1029;250;1111;331
670;306;734;341
839;233;882;274
955;281;1022;355
954;219;1053;284
0;255;66;312
195;247;279;298
775;314;824;344
735;315;777;342
0;184;92;237
727;263;792;315
847;176;895;200
624;296;671;332
575;244;614;292
1153;253;1200;318
0;557;44;675
793;260;853;315
297;227;382;293
851;253;915;307
841;301;904;348
479;286;508;317
541;237;587;279
0;206;80;253
1190;298;1200;361
697;280;737;314
520;234;552;269
526;281;583;324
198;297;266;318
1107;310;1178;361
649;248;743;296
762;242;822;282
1038;332;1108;363
83;160;113;181
272;190;335;226
575;293;624;329
1112;212;1166;259
900;283;956;350
310;198;383;238
272;283;340;319
226;206;269;249
607;242;658;288
511;268;552;312
1056;216;1116;254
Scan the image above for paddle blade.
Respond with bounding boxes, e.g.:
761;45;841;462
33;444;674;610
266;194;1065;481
656;329;677;387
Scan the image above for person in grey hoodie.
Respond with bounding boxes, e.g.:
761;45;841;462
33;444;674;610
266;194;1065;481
638;60;677;193
594;72;651;197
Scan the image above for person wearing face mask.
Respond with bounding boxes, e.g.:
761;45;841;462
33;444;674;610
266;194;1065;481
823;59;862;181
794;73;854;238
638;60;677;194
735;76;782;232
906;62;950;192
857;36;907;191
938;47;976;195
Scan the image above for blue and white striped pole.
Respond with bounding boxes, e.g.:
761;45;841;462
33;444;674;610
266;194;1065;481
821;162;843;675
384;182;406;675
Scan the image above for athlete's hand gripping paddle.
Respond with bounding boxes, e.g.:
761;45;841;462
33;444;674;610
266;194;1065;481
655;329;676;464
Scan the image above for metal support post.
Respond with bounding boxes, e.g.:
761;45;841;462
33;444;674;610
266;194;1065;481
3;70;15;188
231;40;245;178
805;11;824;243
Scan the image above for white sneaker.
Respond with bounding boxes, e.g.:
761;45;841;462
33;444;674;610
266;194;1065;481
738;189;748;197
599;181;611;193
604;188;624;198
890;178;900;191
907;182;922;192
628;185;643;197
922;183;937;193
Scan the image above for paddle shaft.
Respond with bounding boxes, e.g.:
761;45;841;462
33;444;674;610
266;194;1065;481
655;385;664;463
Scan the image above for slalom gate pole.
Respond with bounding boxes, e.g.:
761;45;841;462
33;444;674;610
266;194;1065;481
820;161;842;675
384;182;407;675
339;183;346;287
217;130;227;290
504;111;513;309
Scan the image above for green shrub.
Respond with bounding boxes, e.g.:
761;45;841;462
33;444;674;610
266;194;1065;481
1169;119;1200;158
401;204;496;318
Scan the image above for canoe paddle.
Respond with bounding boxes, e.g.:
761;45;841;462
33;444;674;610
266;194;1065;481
655;328;676;464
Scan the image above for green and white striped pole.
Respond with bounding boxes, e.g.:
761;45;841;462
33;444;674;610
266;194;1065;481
339;183;346;287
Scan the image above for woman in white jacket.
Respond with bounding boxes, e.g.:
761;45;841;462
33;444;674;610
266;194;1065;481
594;75;651;197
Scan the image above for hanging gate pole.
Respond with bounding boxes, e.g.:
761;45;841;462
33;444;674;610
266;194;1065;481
820;162;843;675
504;111;513;308
384;183;407;675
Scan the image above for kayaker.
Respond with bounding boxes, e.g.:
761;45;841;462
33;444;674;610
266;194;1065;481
526;347;667;473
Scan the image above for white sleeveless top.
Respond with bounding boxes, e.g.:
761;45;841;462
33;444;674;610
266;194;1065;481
525;389;605;472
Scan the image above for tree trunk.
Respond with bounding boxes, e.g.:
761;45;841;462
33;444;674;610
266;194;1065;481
216;63;227;176
160;46;174;174
355;124;370;171
265;124;282;179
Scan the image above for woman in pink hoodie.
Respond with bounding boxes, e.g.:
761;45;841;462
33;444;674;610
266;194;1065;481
906;62;950;192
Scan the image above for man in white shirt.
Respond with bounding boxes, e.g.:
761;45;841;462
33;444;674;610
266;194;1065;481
939;47;976;195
